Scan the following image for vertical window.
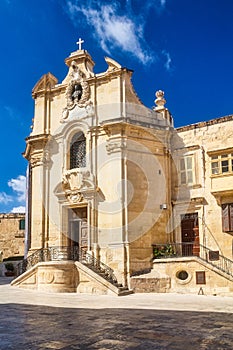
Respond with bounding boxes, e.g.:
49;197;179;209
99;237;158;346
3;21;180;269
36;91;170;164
221;154;229;173
222;203;233;232
211;155;219;174
70;132;86;169
180;156;193;185
196;271;206;284
19;219;25;230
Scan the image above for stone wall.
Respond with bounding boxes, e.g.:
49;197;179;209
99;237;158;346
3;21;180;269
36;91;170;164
173;116;233;260
0;213;25;261
153;258;233;296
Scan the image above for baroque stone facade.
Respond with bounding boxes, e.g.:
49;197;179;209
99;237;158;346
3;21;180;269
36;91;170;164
13;45;233;296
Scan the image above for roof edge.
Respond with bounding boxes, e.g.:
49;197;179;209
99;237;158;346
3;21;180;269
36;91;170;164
176;115;233;132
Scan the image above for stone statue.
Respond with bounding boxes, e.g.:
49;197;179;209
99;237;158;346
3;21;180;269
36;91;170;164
72;84;82;101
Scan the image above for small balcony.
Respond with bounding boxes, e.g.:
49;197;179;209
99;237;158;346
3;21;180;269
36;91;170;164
211;174;233;204
153;242;200;259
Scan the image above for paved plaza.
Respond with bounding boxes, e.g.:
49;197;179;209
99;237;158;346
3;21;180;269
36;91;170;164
0;278;233;349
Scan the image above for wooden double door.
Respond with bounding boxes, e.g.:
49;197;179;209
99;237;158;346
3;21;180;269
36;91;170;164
69;207;88;251
181;213;198;256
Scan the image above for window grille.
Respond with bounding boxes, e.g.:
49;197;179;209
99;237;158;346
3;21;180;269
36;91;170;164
70;132;86;169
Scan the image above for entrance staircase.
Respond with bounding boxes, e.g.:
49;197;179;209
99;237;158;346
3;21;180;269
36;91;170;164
134;242;233;296
13;246;132;296
152;242;233;280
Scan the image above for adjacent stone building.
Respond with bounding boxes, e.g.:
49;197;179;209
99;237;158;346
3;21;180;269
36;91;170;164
0;213;25;261
12;44;233;296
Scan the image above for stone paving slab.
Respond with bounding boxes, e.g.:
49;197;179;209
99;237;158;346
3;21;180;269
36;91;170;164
1;277;233;313
0;303;233;349
0;278;233;349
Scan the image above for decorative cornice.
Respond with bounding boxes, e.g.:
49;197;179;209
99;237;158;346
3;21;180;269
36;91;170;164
173;144;200;153
207;147;233;155
176;115;233;133
23;134;50;161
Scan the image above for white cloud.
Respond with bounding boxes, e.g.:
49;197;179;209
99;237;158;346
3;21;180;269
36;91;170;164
8;175;26;202
0;192;12;204
0;175;26;213
4;105;14;118
162;50;172;71
11;206;26;213
66;1;154;64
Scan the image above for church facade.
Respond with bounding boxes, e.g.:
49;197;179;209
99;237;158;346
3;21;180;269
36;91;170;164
12;44;233;296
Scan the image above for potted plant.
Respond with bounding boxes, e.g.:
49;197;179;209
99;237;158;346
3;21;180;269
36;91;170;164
153;244;176;259
4;262;15;276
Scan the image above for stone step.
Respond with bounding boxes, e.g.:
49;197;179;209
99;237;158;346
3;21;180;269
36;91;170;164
118;288;134;296
118;286;128;291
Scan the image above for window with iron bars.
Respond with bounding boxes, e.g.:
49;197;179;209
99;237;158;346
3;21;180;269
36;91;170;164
70;132;86;169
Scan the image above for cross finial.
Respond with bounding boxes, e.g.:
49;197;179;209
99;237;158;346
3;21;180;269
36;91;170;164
76;38;84;50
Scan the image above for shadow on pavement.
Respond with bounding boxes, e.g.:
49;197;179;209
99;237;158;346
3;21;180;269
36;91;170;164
0;304;233;349
0;277;14;285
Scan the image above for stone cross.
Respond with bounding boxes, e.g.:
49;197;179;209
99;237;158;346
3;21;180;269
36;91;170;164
76;38;84;50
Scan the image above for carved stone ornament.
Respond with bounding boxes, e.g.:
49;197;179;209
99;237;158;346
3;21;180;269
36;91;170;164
155;90;166;109
61;61;91;123
106;139;126;154
62;169;94;191
62;169;95;203
30;151;49;168
67;191;84;204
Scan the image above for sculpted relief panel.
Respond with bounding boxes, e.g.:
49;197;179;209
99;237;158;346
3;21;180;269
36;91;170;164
61;61;94;123
62;169;95;204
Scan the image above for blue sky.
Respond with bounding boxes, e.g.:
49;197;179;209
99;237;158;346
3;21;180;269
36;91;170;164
0;0;233;213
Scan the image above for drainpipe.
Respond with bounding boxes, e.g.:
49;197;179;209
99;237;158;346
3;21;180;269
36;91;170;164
201;146;206;247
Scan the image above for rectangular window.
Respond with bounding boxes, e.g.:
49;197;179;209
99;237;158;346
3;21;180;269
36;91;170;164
211;161;219;174
222;203;233;232
211;152;233;175
221;154;229;173
196;271;206;284
19;219;25;230
180;156;194;185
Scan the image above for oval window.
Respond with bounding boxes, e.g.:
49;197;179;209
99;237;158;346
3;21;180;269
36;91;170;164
176;270;189;280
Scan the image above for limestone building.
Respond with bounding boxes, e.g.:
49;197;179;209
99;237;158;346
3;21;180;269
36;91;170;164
12;43;233;296
0;213;25;261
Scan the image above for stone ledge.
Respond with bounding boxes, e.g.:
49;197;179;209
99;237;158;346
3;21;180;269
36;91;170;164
176;114;233;132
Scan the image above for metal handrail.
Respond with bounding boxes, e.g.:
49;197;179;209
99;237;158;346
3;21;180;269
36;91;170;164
153;243;233;278
16;246;118;286
79;249;118;285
